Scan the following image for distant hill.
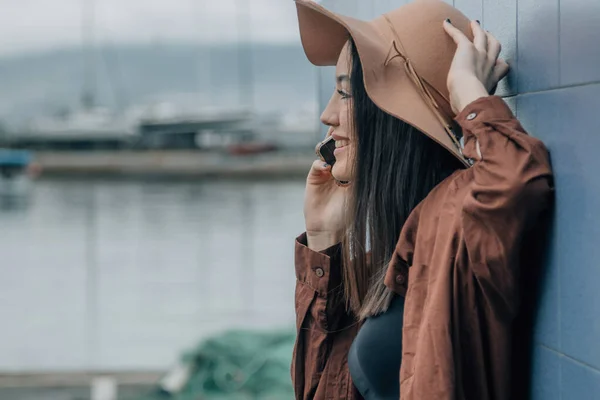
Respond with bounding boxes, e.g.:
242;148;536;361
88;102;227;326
0;42;319;127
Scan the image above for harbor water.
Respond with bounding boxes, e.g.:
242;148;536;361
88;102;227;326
0;177;306;372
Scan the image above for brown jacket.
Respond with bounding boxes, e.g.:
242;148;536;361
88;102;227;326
292;96;554;400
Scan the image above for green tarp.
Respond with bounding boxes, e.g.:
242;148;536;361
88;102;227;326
133;329;296;400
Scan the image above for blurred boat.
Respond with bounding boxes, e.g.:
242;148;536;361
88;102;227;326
227;142;278;155
0;149;36;197
0;149;33;175
136;104;255;150
9;104;260;151
10;108;137;150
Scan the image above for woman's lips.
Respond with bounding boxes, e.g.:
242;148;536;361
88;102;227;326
333;144;347;155
333;138;349;155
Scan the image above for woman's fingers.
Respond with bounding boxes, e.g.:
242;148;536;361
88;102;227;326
471;20;487;53
486;31;502;63
443;19;471;47
492;58;510;84
307;159;333;183
309;159;330;174
481;29;506;89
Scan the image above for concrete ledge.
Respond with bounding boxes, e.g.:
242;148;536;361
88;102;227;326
32;150;316;178
0;371;163;388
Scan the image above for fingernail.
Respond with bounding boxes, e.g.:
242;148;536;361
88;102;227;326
476;20;481;25
323;163;329;167
445;18;452;24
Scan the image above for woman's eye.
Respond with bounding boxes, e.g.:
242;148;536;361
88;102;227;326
337;89;351;99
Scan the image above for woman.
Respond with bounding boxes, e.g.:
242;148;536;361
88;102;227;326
292;1;553;400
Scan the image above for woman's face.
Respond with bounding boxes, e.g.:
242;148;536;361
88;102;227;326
320;43;354;182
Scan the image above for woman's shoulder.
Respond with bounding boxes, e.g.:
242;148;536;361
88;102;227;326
392;170;464;257
421;168;468;210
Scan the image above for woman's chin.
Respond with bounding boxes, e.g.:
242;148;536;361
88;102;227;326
332;163;352;183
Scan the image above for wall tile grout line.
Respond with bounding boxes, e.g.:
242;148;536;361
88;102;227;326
539;344;600;374
516;80;600;96
554;16;563;380
481;0;484;27
515;0;520;94
557;0;562;86
538;342;561;355
556;63;562;396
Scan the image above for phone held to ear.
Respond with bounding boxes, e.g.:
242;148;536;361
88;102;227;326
316;135;336;166
315;136;350;187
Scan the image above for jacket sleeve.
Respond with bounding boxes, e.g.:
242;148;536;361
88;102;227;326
291;233;350;395
456;96;554;310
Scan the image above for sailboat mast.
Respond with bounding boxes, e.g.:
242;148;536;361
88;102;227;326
81;0;95;109
235;0;254;111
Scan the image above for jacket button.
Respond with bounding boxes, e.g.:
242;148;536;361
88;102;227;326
466;112;477;121
315;268;325;278
396;274;406;285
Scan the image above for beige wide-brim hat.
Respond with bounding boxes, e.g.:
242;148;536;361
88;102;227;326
295;0;474;166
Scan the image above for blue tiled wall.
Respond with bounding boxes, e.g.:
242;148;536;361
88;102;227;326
316;0;600;397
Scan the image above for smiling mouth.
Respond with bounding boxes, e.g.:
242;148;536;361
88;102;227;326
333;143;347;155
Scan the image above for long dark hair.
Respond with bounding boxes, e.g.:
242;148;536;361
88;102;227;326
342;39;463;319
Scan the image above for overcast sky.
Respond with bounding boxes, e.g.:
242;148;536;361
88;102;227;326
0;0;303;56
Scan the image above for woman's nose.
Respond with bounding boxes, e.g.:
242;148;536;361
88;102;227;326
320;94;339;127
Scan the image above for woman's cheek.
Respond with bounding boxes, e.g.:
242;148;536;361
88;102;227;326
340;103;353;135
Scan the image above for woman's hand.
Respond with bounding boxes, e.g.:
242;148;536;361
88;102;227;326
443;19;510;114
304;157;348;251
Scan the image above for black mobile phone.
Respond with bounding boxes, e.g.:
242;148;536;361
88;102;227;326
316;136;336;166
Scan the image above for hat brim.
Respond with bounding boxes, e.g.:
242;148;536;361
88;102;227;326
295;0;468;166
